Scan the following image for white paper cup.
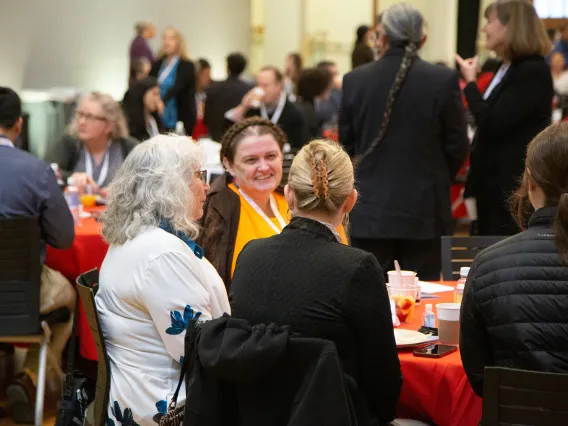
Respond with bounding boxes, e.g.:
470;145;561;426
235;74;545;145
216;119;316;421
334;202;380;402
436;303;461;345
387;270;417;288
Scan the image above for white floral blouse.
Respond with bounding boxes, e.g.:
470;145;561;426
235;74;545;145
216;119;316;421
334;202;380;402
95;227;230;425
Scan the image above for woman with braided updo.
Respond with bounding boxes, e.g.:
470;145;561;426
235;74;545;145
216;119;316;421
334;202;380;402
230;139;402;426
340;3;469;280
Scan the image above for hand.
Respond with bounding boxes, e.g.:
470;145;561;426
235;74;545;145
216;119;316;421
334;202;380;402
70;173;98;192
98;187;109;199
455;54;479;84
241;87;262;109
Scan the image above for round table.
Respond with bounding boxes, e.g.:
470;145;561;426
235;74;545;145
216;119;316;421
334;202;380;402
45;216;107;361
396;284;482;426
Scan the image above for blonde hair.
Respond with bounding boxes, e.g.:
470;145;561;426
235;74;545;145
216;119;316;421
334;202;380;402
101;135;203;245
485;0;552;61
68;92;129;140
160;27;189;60
288;140;354;214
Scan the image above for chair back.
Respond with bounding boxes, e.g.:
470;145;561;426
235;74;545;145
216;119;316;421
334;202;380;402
441;235;505;281
482;366;568;426
76;269;109;426
0;217;41;335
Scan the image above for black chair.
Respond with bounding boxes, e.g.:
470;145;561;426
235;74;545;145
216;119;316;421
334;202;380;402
76;269;109;426
483;367;568;426
0;217;68;425
441;236;505;281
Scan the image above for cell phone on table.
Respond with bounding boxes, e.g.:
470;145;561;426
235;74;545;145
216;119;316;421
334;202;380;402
413;344;457;358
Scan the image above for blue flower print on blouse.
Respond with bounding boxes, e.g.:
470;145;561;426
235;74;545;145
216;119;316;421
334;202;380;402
152;400;168;423
166;304;202;335
108;401;139;426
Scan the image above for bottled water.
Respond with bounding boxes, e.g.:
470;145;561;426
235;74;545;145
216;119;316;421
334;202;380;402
65;177;81;225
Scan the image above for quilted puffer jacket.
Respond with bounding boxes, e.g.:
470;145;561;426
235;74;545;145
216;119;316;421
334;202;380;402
460;207;568;396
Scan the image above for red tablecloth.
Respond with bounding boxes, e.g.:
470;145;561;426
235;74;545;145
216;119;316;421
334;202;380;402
396;284;482;426
45;216;107;360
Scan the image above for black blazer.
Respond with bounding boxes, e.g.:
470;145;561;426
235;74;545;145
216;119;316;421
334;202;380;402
463;55;553;234
184;316;358;426
244;98;309;149
229;217;402;425
204;76;253;141
150;57;197;133
340;48;469;240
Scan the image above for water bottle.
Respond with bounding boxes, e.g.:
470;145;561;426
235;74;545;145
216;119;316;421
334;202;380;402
422;304;435;328
65;177;81;225
455;267;470;304
175;121;186;136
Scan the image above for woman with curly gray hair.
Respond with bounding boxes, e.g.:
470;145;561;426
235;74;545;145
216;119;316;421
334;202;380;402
95;135;230;425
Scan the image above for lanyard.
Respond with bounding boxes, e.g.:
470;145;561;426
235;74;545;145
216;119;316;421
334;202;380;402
85;143;111;187
260;91;287;125
0;136;14;148
238;188;286;234
147;116;159;137
483;64;510;100
158;56;179;85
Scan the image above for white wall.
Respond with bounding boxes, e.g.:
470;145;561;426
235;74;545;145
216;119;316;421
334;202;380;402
378;0;459;65
304;0;372;73
0;0;251;98
263;0;303;70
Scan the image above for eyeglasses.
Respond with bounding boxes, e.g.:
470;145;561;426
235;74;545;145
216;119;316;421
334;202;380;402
75;111;107;123
195;170;207;183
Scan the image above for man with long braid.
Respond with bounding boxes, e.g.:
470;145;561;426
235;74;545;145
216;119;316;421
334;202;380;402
339;3;469;280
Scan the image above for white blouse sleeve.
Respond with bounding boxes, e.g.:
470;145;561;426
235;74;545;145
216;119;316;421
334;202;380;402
139;251;212;364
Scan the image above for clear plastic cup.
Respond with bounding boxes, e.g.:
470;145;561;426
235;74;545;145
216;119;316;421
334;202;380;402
388;286;417;324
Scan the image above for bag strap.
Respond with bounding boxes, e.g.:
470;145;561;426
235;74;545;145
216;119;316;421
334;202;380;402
169;319;203;410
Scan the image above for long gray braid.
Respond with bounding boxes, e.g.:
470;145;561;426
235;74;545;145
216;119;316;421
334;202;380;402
354;3;423;167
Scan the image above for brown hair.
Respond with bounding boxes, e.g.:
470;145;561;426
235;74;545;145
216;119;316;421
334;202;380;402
288;139;354;214
220;116;287;164
510;123;568;263
485;0;552;61
259;66;284;83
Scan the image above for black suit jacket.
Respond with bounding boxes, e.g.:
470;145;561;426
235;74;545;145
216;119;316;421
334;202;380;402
244;98;309;149
150;57;197;133
230;217;402;425
463;55;553;232
204;76;253;141
340;48;469;240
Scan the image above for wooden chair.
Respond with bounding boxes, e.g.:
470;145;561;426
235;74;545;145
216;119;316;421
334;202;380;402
76;269;110;426
0;217;68;425
441;236;505;281
483;366;568;426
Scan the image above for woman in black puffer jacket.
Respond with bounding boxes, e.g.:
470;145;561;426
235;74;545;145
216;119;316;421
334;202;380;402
460;122;568;396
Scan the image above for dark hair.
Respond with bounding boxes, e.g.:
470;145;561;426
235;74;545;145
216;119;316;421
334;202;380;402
220;117;287;164
316;60;336;70
260;66;284;83
296;68;332;104
122;77;159;141
129;57;151;85
286;53;303;84
356;25;370;44
197;58;211;72
510;123;568;263
227;53;247;76
354;5;422;166
0;87;22;129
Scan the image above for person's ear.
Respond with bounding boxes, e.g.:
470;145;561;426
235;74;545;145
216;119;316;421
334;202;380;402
419;33;428;48
342;188;358;215
284;185;296;211
13;117;23;137
222;157;236;177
